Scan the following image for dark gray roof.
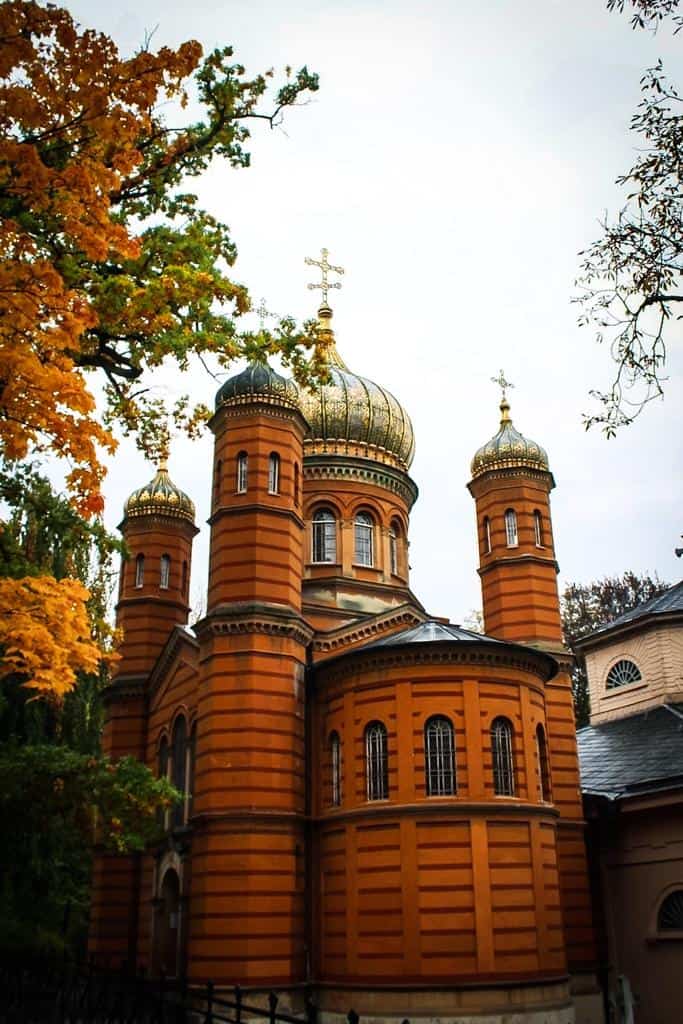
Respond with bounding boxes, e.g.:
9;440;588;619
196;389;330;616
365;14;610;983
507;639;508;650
577;703;683;799
584;580;683;640
363;620;505;648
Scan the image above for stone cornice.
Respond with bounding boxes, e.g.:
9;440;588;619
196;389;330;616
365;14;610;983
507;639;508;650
313;604;427;658
303;455;419;509
210;400;309;435
575;610;683;652
119;514;199;537
467;466;556;495
207;502;304;529
317;799;560;826
316;640;557;685
478;552;560;576
194;601;314;646
102;675;148;705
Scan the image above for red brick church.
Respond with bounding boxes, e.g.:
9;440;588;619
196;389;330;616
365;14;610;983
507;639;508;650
90;265;603;1023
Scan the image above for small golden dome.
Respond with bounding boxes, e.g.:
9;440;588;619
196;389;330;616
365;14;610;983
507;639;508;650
298;306;415;471
124;461;195;524
471;398;549;479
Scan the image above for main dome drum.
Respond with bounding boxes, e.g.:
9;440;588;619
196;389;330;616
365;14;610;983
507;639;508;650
297;306;415;471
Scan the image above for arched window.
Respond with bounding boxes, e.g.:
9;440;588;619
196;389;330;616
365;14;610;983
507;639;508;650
171;716;187;829
135;553;145;588
312;508;336;563
294;463;300;506
389;521;400;575
181;560;188;597
483;516;492;554
354;511;374;567
330;731;341;807
158;737;169;829
236;451;248;493
534;510;544;547
606;659;642;690
658;890;683;932
365;721;388;801
187;721;197;818
119;556;125;598
160;553;171;590
214;459;222;504
424;716;456;796
491;717;515;796
536;724;551;802
504;509;518;548
268;452;280;495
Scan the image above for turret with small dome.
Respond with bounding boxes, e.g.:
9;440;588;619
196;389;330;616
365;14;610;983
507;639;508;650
123;460;196;525
471;394;549;480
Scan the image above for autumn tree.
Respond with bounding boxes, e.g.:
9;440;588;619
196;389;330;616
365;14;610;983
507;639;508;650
576;0;682;433
0;1;320;697
560;570;670;726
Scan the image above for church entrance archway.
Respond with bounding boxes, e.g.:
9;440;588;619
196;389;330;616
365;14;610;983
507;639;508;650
155;867;181;977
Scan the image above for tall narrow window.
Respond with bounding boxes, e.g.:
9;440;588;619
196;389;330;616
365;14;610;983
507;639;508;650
158;736;169;829
330;731;341;807
312;509;336;563
484;516;492;554
354;511;374;566
214;459;222;505
534;510;544;547
171;716;187;829
181;560;188;597
504;508;518;548
389;525;399;575
135;553;145;588
268;452;280;495
536;724;551;802
425;716;456;796
187;721;197;819
236;451;248;493
294;463;300;506
491;717;515;796
365;721;388;801
160;553;171;590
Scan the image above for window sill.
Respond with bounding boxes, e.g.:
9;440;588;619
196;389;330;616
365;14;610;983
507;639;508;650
603;681;647;697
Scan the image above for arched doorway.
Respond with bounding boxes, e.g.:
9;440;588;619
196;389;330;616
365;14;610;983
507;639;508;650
155;868;181;977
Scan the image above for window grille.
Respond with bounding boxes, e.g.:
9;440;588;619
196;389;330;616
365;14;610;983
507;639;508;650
365;721;388;801
312;509;336;563
606;659;642;690
355;511;374;566
171;716;187;828
504;509;518;547
135;553;145;588
491;717;515;796
330;731;341;806
534;510;544;547
425;716;456;796
236;452;248;493
658;890;683;931
536;724;551;802
389;525;399;575
484;516;492;554
160;554;171;590
268;452;280;494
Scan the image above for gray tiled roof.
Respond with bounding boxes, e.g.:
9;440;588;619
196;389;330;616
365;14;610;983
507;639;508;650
362;620;505;648
587;580;683;638
577;703;683;799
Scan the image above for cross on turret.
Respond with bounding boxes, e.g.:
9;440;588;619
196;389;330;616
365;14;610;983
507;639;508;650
491;369;514;402
304;247;344;306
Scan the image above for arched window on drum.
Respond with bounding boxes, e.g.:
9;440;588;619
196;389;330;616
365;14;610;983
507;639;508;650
424;716;456;796
491;716;515;796
365;721;388;801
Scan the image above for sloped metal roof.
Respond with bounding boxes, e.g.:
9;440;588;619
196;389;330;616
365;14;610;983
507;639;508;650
362;619;505;647
583;580;683;641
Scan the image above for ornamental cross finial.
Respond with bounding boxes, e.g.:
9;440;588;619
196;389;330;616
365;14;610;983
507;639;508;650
304;247;344;306
256;296;271;330
491;369;514;402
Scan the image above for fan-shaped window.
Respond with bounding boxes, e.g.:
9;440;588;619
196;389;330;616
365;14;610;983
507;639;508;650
483;516;492;554
491;717;515;796
536;724;551;802
355;511;374;567
160;554;171;590
534;510;544;547
312;508;336;563
135;553;145;588
606;659;642;690
268;452;280;495
171;716;187;829
330;731;341;807
365;721;388;801
658;890;683;932
389;520;402;575
425;716;456;796
236;451;248;493
504;509;518;548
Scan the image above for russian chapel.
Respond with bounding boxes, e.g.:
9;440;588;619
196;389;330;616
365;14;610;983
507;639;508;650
90;259;603;1024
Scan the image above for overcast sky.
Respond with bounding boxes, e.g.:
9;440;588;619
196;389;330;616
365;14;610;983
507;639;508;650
65;0;682;624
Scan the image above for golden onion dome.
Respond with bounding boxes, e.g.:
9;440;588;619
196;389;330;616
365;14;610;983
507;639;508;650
124;461;195;524
471;397;549;479
298;306;415;471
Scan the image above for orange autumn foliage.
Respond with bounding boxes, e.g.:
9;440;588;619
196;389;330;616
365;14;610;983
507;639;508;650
0;575;113;695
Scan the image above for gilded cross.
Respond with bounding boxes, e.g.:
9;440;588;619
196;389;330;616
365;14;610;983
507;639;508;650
491;369;514;402
256;297;270;330
304;247;344;305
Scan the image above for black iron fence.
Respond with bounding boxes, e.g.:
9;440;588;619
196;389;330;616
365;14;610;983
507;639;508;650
0;959;374;1024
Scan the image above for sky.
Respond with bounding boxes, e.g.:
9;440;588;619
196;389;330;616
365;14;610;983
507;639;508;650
64;0;682;624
